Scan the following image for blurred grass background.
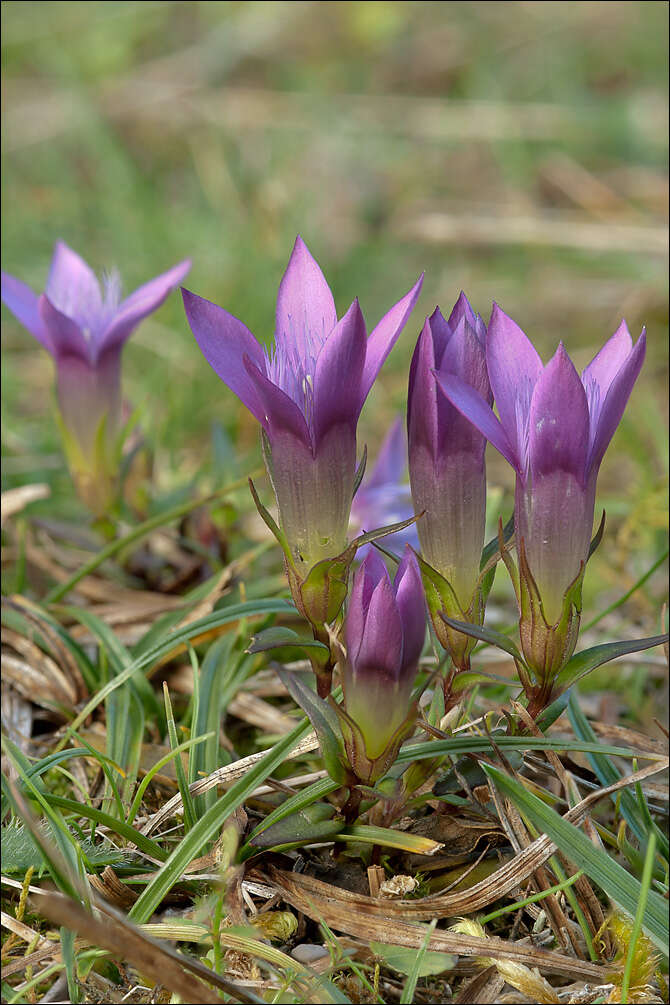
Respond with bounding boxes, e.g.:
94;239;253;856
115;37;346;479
1;1;668;663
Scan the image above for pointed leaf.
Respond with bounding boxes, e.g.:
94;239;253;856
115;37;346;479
555;634;668;691
439;613;525;664
246;626;330;656
275;668;347;784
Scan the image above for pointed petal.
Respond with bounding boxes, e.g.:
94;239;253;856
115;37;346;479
347;549;387;665
442;315;491;402
367;416;406;489
360;272;424;407
38;295;92;361
529;343;590;485
447;290;476;330
99;259;191;355
313;298;367;445
275;235;337;356
182;288;266;424
243;356;312;449
487;303;543;467
45;241;102;331
356;573;403;678
407;317;439;454
394;547;425;671
588;329;646;472
581;320;634;446
1;271;52;352
434;371;519;472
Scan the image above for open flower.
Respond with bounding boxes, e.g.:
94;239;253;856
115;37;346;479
337;546;426;783
436;304;646;678
183;236;422;576
408;293;491;673
1;242;190;516
349;416;419;558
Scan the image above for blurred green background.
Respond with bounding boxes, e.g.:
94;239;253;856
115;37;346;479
2;1;668;656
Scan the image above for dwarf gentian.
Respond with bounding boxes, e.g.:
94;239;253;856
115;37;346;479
183;237;422;689
1;242;190;516
349;416;419;558
337;546;425;785
437;304;646;680
408;293;492;673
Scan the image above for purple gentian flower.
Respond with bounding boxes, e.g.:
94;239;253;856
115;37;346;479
1;242;190;515
437;304;646;671
338;546;425;782
408;295;491;662
349;416;419;558
183;236;422;574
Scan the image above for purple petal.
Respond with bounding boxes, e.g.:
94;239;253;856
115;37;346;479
182;288;267;425
394;547;425;671
356;573;403;678
347;549;388;664
98;259;191;356
528;343;590;486
581;320;634;451
1;271;52;352
243;355;313;449
587;329;646;472
359;272;424;407
447;291;476;331
38;295;92;362
487;303;543;468
366;416;407;489
45;241;102;331
441;315;491;403
434;371;519;472
312;298;367;446
407;317;439;454
275;235;337;357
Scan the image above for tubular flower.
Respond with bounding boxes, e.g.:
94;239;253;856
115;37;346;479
408;293;491;672
1;242;190;516
183;235;422;636
337;546;426;785
349;416;419;558
436;304;646;680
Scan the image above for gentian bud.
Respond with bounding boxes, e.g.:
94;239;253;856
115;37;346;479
183;236;422;692
1;243;190;517
335;546;425;785
408;293;491;674
436;304;646;690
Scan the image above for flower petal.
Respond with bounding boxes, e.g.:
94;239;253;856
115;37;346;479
1;271;52;352
182;287;266;425
243;355;312;449
347;549;388;665
528;343;590;486
98;259;191;356
359;272;424;407
313;298;367;446
394;547;425;670
275;235;337;357
581;320;634;455
447;291;485;345
38;295;92;362
45;241;103;332
434;371;519;472
487;303;543;468
587;329;646;472
407;317;440;456
356;573;403;678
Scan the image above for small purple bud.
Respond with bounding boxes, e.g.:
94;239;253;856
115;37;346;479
340;546;425;778
1;243;190;515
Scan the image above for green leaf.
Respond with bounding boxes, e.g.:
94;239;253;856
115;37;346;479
439;613;525;664
276;669;346;784
250;806;345;848
371;939;453;982
482;763;669;954
396;735;661;763
336;824;443;855
242;776;339;856
555;634;668;691
246;626;330;655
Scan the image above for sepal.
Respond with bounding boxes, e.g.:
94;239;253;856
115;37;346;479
330;696;418;785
